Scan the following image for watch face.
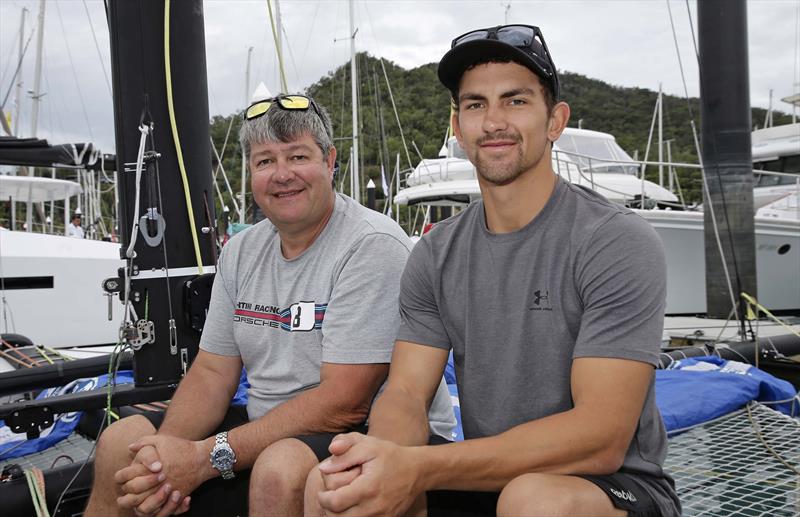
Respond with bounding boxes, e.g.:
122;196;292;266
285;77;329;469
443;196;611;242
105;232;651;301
212;448;235;471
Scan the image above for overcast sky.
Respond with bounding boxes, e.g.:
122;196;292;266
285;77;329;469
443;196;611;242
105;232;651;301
1;0;798;154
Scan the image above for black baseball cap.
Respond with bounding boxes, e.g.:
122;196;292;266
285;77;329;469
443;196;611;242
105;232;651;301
438;24;560;100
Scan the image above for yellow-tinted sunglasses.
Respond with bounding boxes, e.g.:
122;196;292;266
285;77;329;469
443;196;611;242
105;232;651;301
244;94;322;121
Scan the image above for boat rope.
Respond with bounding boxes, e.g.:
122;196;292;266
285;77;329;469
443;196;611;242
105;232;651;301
741;293;800;340
25;467;49;517
150;131;179;355
745;402;800;475
266;0;289;93
35;345;54;365
163;0;204;274
52;340;130;516
125;123;150;259
210;134;241;215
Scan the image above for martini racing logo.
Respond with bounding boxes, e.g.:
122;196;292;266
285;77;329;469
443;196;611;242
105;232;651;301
234;301;326;332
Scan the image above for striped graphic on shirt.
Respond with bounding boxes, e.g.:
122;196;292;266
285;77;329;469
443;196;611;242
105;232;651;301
233;301;327;332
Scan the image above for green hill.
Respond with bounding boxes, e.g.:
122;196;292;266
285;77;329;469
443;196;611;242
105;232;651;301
210;53;793;217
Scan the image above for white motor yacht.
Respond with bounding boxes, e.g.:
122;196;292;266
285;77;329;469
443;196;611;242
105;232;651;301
395;127;800;315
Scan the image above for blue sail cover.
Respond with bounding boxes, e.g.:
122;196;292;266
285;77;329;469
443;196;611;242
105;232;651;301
443;355;797;442
0;370;250;461
656;356;797;435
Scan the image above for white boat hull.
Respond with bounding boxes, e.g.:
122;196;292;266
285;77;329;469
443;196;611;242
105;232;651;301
0;231;125;348
637;210;800;314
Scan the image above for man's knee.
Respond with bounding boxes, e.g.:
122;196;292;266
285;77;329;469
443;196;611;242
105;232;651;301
95;414;156;467
250;438;319;495
497;473;577;517
304;465;326;517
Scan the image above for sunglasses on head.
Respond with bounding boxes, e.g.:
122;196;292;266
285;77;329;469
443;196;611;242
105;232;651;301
451;24;559;98
244;94;323;121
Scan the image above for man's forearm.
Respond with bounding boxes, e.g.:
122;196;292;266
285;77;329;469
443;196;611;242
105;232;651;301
158;366;235;440
411;406;629;493
367;387;430;445
211;382;371;472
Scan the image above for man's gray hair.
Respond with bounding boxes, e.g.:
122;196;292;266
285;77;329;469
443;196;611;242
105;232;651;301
239;96;334;160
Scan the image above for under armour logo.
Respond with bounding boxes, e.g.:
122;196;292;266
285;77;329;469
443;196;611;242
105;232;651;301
529;289;552;311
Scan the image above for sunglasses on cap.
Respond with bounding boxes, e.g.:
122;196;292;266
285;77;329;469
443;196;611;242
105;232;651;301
244;94;323;121
450;24;559;98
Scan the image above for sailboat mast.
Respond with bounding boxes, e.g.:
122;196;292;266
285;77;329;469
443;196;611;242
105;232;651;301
349;0;360;203
11;7;26;231
13;8;27;137
241;46;253;223
29;0;45;139
699;0;757;322
107;0;216;385
658;84;663;187
276;0;284;93
25;0;46;233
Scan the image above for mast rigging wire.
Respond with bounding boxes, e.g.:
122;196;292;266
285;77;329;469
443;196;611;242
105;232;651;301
0;29;35;112
81;0;113;98
54;0;95;141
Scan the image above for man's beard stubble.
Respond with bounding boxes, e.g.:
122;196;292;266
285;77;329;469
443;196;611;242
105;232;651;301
473;132;544;187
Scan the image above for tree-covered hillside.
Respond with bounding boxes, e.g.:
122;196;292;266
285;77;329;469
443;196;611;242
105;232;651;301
209;53;793;219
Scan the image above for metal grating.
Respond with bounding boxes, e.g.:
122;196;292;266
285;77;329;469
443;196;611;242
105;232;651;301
1;432;94;473
665;402;800;516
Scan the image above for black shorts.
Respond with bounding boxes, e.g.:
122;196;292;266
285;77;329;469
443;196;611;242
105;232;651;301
139;405;367;516
426;465;677;517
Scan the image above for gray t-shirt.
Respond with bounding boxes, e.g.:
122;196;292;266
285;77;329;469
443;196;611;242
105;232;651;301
398;178;671;478
201;193;455;439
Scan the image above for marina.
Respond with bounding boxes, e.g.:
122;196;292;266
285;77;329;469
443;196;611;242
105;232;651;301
1;0;799;515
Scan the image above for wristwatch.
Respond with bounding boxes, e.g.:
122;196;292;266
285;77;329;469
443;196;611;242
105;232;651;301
209;432;236;480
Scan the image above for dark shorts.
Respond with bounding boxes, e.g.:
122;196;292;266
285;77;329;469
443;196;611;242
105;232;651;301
426;453;678;517
139;405;367;516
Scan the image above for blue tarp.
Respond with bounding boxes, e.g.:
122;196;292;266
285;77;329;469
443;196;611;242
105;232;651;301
656;356;797;434
443;355;798;441
0;371;135;461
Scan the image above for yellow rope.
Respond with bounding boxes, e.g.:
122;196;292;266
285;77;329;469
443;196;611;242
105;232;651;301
35;345;54;365
25;468;50;517
164;0;204;274
741;292;800;339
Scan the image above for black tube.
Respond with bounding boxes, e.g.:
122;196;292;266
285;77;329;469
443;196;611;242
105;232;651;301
0;353;133;397
698;0;757;319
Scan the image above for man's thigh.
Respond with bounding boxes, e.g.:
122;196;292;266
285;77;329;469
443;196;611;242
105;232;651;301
292;424;368;462
578;470;680;517
426;469;677;517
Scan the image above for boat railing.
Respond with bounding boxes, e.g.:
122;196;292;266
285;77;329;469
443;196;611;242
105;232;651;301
553;149;703;208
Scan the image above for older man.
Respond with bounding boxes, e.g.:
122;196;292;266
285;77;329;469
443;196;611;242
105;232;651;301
311;25;681;517
84;94;454;517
